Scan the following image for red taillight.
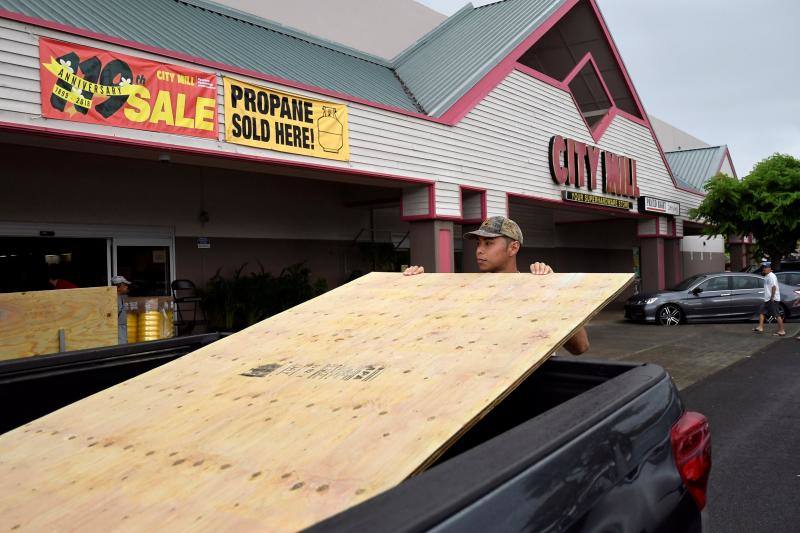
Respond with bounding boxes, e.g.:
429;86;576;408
670;411;711;510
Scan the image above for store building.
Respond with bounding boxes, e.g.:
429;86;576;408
664;145;742;274
0;0;721;299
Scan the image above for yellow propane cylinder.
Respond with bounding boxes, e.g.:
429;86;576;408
126;312;138;343
137;311;163;342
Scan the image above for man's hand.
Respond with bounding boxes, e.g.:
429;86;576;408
564;328;590;355
403;265;425;276
530;262;554;275
528;262;588;354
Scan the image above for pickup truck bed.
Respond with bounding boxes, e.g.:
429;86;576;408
313;358;701;532
0;337;704;532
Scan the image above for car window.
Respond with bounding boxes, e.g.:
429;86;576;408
732;276;762;290
671;274;707;291
699;276;730;291
787;273;800;286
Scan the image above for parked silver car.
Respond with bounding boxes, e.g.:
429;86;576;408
625;272;800;326
776;271;800;287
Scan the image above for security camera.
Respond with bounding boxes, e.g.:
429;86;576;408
158;153;171;164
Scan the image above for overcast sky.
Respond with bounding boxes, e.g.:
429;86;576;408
418;0;800;176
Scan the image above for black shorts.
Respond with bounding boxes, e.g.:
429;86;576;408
759;300;779;317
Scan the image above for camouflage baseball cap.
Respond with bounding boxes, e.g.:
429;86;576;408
463;216;524;245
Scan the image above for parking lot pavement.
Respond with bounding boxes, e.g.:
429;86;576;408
580;309;800;389
681;337;800;533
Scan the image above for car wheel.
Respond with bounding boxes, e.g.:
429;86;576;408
767;304;788;323
657;304;683;326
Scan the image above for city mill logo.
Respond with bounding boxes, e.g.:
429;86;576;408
548;135;640;198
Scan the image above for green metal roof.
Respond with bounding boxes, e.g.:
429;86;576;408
0;0;566;117
0;0;421;112
665;146;729;192
394;0;567;116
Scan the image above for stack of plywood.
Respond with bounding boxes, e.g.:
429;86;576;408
0;272;631;531
0;286;118;361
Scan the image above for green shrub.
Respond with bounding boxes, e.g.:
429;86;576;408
197;262;328;331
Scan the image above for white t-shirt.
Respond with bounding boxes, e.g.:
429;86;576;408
764;272;780;301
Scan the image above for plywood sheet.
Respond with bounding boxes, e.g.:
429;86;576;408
0;272;631;532
0;286;118;361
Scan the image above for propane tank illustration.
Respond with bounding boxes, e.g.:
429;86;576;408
317;106;344;153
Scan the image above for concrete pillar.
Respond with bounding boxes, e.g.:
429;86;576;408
640;238;665;293
460;223;480;273
663;239;683;287
409;220;455;273
729;242;749;271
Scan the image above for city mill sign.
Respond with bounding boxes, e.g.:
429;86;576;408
548;135;640;209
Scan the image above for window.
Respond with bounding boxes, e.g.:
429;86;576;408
567;63;612;128
671;274;707;291
777;272;800;286
732;276;762;290
699;276;730;292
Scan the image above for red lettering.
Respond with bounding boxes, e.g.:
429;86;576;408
549;135;567;185
566;138;576;187
574;141;587;188
586;145;600;191
603;152;620;194
550;135;638;200
630;159;640;197
619;156;630;196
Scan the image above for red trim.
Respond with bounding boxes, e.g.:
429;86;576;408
637;214;662;238
402;184;488;224
0;120;437;188
437;0;581;123
715;147;739;179
0;9;447;126
400;183;436;221
437;228;453;273
615;109;649;127
564;54;617;142
585;0;645;119
516;59;617;143
565;53;617;108
584;0;705;197
513;63;563;89
507;192;646;219
458;185;488;224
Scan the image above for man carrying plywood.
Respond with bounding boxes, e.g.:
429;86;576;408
404;216;590;354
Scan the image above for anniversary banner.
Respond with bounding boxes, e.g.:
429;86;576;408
223;77;349;161
39;38;218;139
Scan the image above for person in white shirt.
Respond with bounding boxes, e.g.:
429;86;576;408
754;261;785;336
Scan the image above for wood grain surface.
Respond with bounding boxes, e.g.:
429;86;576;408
0;286;118;361
0;272;632;532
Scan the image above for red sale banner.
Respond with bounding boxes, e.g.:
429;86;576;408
39;38;218;139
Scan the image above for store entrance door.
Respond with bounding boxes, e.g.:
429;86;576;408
113;238;174;297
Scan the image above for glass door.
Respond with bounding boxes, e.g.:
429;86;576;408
0;237;109;293
113;238;175;297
